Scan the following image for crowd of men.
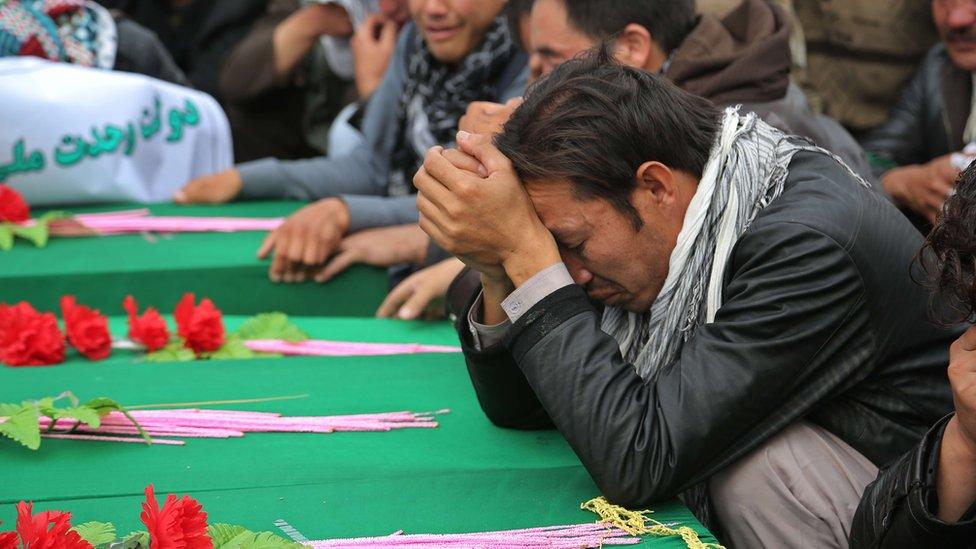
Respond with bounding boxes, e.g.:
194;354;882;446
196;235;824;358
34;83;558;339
3;0;976;547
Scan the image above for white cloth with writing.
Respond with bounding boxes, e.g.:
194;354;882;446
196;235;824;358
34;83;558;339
0;57;232;205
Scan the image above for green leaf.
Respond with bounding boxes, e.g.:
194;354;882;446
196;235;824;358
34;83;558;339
8;211;63;248
208;524;304;549
48;406;102;429
234;313;308;342
72;522;116;546
82;397;125;417
0;402;23;417
145;341;196;363
0;406;41;450
208;524;250;546
238;531;305;549
0;224;12;251
78;397;151;445
203;336;257;361
122;531;149;546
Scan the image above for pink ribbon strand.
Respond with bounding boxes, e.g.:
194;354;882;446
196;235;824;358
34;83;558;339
244;339;462;357
306;522;642;548
29;408;446;445
47;209;283;235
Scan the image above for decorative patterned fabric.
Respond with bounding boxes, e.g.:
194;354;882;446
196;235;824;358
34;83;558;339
0;0;116;68
602;107;870;383
388;18;516;196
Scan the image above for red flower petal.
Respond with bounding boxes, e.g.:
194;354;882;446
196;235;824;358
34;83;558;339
60;296;111;361
141;484;212;549
124;296;170;352
0;303;65;367
0;531;17;549
172;294;223;354
14;501;92;549
0;185;29;223
173;293;195;342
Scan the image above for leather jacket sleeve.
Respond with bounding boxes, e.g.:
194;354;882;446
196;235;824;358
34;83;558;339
457;220;874;507
449;268;554;430
850;414;976;548
861;53;935;175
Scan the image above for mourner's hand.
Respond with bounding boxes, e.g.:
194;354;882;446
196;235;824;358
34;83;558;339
414;131;560;286
458;98;522;136
257;198;349;283
937;324;976;522
351;13;398;98
884;154;959;223
316;223;429;283
174;169;243;204
376;257;465;320
948;325;976;458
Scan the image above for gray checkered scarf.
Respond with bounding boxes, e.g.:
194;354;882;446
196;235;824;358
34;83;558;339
601;107;869;383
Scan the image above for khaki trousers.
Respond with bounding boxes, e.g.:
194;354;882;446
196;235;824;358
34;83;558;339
708;422;880;549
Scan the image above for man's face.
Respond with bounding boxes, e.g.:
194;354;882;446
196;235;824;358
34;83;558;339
525;179;682;312
528;0;596;80
379;0;410;25
408;0;505;64
934;0;976;71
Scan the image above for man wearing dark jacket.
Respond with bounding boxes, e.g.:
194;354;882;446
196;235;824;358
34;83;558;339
863;0;976;226
362;0;883;324
849;163;976;549
415;50;959;548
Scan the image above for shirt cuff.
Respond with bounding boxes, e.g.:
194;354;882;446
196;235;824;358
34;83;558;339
467;291;511;351
501;262;574;323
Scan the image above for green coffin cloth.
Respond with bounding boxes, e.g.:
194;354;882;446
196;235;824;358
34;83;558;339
0;202;390;317
0;317;718;547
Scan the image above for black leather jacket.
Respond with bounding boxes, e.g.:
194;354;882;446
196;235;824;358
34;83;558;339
850;414;976;548
862;44;971;176
450;151;960;535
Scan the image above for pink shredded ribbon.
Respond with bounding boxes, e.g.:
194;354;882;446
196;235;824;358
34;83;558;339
306;522;642;548
47;209;283;235
32;408;445;445
245;339;462;357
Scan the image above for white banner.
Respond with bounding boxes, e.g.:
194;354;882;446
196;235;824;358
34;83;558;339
0;57;233;205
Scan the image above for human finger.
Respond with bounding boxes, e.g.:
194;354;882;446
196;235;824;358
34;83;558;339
376;280;413;318
315;249;359;283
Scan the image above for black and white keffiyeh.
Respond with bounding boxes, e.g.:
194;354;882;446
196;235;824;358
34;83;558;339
602;106;869;383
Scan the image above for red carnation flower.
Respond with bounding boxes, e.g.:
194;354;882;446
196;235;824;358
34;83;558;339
0;184;29;223
141;484;213;549
123;296;170;352
13;501;93;549
0;521;17;549
60;296;111;360
173;293;223;354
0;302;65;367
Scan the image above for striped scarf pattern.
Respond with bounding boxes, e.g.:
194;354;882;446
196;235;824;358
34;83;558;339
601;107;869;383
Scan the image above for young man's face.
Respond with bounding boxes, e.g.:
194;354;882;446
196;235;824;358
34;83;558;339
408;0;506;64
934;0;976;71
528;0;596;81
524;178;684;313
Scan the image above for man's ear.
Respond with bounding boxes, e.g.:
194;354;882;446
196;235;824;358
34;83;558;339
634;161;677;207
614;24;658;71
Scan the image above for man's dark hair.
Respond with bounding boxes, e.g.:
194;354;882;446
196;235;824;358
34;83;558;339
495;45;720;229
560;0;697;55
921;161;976;322
504;0;535;50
